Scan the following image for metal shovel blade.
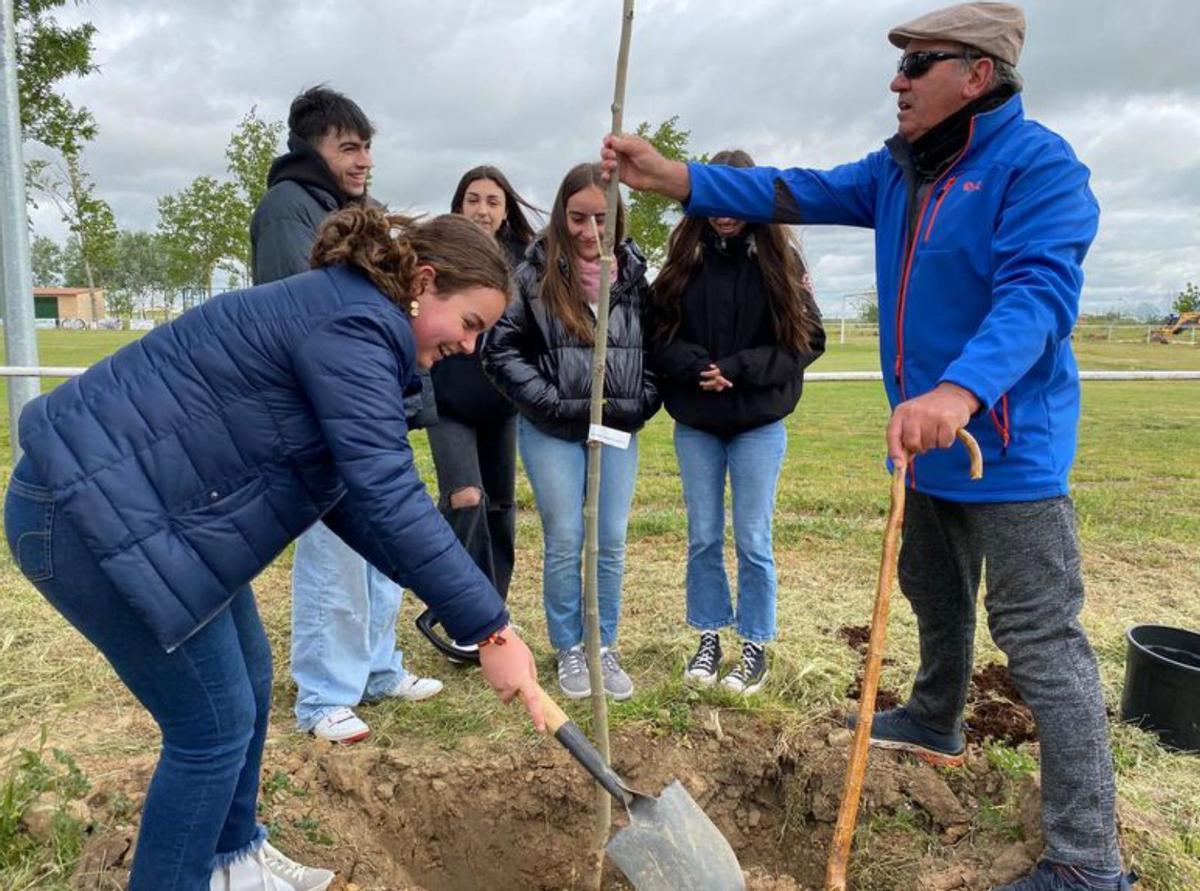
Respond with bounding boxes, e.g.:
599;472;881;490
606;780;745;891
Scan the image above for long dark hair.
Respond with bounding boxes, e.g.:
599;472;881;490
450;165;540;248
652;149;820;352
311;207;511;311
540;162;625;345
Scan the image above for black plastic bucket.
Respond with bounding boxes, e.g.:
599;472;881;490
1119;624;1200;751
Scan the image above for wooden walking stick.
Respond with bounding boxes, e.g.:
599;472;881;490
825;429;983;891
582;2;636;888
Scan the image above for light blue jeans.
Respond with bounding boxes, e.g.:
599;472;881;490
674;420;787;644
517;418;639;651
291;520;407;730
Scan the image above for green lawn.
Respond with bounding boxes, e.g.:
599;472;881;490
1;330;1198;889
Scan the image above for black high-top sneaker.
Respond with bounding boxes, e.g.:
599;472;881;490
722;641;768;694
685;631;722;685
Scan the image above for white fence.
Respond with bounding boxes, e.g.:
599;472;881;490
826;322;1198;345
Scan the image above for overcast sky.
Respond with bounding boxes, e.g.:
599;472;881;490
27;0;1200;317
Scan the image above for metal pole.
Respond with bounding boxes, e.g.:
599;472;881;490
839;294;846;345
0;0;40;463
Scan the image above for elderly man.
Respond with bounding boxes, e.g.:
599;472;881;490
604;4;1134;889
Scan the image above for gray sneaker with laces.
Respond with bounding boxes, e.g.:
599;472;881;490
556;645;591;699
600;647;634;700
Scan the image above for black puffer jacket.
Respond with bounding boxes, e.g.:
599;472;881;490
482;237;660;442
652;228;825;438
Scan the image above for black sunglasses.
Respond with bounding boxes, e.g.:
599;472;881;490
897;50;967;79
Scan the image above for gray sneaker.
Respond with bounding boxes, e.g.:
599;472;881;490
557;645;591;699
600;647;634;701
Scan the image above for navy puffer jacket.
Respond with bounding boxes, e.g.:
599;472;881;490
17;265;508;651
481;238;660;441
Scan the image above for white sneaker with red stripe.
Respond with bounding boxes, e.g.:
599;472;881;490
310;707;370;744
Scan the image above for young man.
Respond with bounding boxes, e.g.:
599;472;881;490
603;4;1134;889
251;86;442;751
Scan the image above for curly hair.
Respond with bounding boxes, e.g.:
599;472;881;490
310;207;512;309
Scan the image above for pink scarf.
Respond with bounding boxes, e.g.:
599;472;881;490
577;257;618;306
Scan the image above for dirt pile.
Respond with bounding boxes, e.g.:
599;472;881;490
836;626;1038;748
64;712;1046;890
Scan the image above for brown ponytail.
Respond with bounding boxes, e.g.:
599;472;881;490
310;206;511;309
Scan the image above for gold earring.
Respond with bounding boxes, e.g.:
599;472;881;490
409;299;420;318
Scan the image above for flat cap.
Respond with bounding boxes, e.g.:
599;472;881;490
889;2;1025;67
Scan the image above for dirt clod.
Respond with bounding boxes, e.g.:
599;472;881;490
966;663;1037;746
846;673;903;711
905;765;968;827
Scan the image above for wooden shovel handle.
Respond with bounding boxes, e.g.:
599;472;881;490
825;428;982;891
537;684;571;735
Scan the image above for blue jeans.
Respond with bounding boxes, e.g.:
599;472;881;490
4;457;270;890
517;418;639;651
291;520;407;730
673;420;787;644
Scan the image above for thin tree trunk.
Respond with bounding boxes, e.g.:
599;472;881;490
82;255;98;328
583;2;636;888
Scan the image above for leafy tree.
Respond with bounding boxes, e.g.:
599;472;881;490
226;107;284;213
157;175;245;300
625;116;693;268
223;107;284;272
31;150;117;321
106;230;172;320
856;291;879;323
15;1;98;199
30;234;64;286
1173;281;1199;315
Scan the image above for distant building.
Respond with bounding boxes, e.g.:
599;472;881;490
32;287;107;327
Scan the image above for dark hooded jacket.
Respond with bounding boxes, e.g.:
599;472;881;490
249;133;436;427
481;237;660;442
651;227;825;438
250;133;353;285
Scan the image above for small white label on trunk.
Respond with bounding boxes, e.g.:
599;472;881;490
587;424;632;449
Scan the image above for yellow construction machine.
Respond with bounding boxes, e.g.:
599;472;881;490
1151;311;1200;343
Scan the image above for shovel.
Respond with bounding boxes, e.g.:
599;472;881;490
536;685;745;891
825;429;983;891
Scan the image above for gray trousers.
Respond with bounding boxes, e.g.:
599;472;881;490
899;493;1120;869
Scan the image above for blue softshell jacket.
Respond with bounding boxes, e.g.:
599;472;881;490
17;265;509;651
685;94;1100;502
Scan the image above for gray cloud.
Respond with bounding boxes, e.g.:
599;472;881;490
27;0;1200;315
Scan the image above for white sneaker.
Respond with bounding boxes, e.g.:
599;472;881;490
210;846;296;891
382;673;444;702
310;707;370;744
261;841;334;891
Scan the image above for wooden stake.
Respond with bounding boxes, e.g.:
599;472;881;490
583;3;636;888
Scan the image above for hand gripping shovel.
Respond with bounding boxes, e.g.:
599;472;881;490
536;685;745;891
825;429;983;891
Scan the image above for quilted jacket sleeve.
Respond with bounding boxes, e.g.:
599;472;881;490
480;271;562;424
292;306;508;644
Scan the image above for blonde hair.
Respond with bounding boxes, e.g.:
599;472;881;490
310;207;512;309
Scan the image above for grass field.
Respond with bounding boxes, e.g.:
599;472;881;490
1;330;1198;889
